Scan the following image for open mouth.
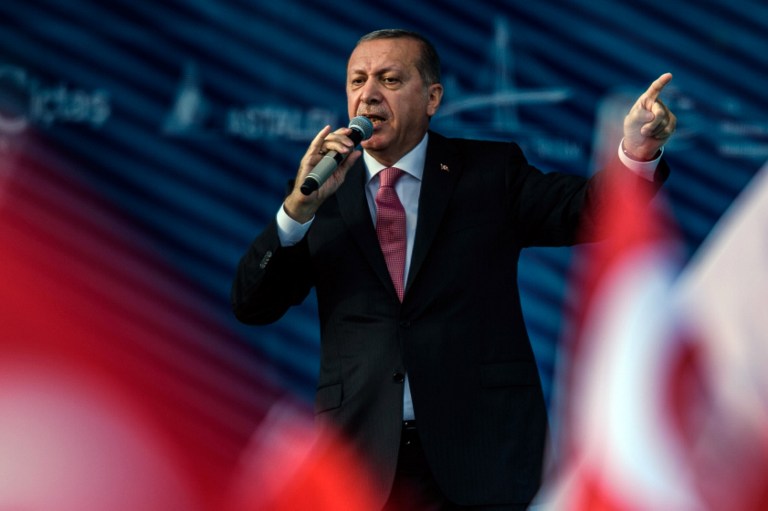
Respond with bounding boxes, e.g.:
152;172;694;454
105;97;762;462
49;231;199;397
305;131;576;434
362;114;386;128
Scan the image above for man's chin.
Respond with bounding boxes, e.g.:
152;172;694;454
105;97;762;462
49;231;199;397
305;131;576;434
362;135;387;151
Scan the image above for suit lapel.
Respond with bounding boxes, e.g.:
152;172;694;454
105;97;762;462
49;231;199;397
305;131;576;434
335;158;398;296
335;133;462;300
405;132;462;294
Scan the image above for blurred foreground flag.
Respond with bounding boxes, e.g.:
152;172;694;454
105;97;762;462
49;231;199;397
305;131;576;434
672;160;768;510
227;402;380;511
536;163;704;511
538;159;768;511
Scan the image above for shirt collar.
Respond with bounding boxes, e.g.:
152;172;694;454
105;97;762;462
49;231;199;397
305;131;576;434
364;132;429;184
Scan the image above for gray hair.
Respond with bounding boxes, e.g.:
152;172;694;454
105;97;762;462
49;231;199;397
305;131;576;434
356;29;442;87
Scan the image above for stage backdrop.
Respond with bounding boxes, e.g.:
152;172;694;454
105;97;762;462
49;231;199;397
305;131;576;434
1;0;766;484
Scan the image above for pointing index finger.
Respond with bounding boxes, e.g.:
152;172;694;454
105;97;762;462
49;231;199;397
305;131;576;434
641;72;673;110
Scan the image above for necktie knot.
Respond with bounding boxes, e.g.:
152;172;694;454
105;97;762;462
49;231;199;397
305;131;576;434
379;167;404;188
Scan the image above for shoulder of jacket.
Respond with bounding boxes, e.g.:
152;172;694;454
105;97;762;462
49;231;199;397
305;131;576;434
431;130;519;153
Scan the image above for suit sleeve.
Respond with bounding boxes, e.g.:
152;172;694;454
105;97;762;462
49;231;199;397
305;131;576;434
230;218;314;325
508;143;669;247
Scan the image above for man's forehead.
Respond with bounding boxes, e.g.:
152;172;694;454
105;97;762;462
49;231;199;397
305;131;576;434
347;39;418;74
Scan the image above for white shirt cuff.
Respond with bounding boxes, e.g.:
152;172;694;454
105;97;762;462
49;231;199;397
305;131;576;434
276;204;313;246
618;138;663;181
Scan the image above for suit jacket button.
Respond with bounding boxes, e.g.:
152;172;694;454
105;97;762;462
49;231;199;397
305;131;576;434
259;250;273;269
392;372;405;384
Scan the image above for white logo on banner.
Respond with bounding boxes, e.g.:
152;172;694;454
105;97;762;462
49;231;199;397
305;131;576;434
0;64;111;152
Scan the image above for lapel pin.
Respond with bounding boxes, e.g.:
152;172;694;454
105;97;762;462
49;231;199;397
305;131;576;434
440;163;450;172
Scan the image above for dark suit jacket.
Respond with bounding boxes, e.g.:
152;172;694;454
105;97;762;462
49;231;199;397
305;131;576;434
231;131;668;508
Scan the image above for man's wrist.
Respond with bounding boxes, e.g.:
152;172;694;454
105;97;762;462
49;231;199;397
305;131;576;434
621;139;661;162
276;203;313;247
283;193;318;224
618;138;662;181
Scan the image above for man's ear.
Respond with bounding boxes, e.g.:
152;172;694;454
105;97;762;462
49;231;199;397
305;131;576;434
427;83;444;117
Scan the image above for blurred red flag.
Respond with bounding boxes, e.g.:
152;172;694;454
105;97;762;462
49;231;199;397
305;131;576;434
538;159;768;511
227;403;380;511
672;161;768;511
536;161;704;511
1;132;382;511
0;154;207;510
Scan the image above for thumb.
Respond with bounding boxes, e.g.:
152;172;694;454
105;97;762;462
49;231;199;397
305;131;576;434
637;106;654;121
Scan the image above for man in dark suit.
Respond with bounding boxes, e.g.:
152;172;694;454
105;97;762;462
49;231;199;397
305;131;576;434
232;29;676;511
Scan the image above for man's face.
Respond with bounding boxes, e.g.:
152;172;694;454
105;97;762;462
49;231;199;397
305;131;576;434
346;38;443;166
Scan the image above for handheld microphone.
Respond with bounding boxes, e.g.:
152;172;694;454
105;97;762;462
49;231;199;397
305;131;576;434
300;116;374;195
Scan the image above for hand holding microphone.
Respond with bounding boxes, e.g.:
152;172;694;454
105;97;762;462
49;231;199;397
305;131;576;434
300;116;374;195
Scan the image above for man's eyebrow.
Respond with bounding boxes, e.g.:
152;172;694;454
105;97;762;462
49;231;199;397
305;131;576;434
376;65;402;74
349;65;402;75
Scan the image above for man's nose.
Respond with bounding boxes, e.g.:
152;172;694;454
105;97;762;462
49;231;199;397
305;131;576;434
360;80;381;103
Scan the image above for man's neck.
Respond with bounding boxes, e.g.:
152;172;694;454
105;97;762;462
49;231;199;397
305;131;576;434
363;132;429;168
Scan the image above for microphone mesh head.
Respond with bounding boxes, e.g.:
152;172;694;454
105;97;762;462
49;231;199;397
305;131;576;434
349;116;374;140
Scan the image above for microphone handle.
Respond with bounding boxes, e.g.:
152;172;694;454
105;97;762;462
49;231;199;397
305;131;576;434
299;125;366;195
300;151;344;195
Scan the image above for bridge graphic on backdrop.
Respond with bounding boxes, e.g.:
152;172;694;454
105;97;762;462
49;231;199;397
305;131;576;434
435;18;570;135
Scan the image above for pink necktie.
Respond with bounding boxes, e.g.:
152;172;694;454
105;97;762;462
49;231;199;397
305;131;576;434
375;167;406;301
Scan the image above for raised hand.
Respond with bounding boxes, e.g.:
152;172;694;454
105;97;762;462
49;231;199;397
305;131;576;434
284;125;362;223
622;73;677;161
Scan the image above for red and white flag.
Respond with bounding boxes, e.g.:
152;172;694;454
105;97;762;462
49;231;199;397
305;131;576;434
537;160;768;511
672;160;768;511
536;164;704;511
